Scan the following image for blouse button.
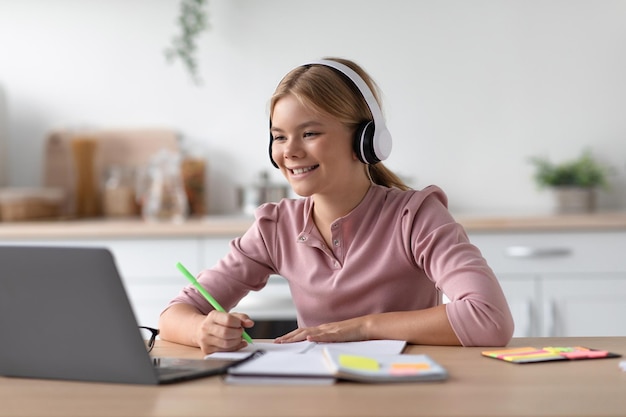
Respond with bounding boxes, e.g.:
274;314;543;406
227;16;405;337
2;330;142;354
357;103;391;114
299;236;307;241
333;239;340;246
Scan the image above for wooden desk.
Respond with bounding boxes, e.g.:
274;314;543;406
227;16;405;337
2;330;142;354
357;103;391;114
1;337;625;417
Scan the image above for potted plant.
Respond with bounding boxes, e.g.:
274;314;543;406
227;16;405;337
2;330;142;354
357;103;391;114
529;149;612;213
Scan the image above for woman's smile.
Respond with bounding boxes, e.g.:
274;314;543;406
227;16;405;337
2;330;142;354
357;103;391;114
289;165;319;176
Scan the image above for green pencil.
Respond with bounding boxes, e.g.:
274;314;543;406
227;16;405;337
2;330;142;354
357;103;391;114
175;262;254;344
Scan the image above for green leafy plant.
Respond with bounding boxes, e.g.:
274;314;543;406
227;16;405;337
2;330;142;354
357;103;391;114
529;150;611;189
164;0;209;85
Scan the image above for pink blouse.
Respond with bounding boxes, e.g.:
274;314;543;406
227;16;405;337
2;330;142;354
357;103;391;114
165;184;514;346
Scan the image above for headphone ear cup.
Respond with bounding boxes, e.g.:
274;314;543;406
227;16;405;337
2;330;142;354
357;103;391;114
353;121;379;164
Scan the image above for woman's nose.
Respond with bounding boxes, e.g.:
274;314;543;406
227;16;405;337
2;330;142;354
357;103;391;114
282;138;304;161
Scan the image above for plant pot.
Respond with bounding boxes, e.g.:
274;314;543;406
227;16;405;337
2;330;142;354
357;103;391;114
552;186;596;213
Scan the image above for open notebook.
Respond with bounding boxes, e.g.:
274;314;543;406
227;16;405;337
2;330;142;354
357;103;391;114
208;339;407;360
215;340;448;384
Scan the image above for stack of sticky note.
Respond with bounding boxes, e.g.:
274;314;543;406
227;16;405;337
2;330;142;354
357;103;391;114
482;346;621;364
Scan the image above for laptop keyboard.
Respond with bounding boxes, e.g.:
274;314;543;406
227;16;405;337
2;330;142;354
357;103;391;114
156;366;190;377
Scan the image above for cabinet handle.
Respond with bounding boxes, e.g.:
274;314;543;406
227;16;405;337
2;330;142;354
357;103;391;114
505;246;572;259
518;299;534;337
546;299;559;337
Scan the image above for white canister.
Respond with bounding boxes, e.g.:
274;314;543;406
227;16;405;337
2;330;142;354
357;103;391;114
238;171;289;216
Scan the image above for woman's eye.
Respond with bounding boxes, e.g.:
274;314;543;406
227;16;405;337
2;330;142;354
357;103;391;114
303;132;319;138
272;135;286;141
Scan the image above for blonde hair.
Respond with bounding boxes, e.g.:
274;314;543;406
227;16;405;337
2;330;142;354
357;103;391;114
270;57;410;191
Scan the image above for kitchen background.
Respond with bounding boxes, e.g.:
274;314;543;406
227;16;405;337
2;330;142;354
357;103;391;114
1;0;626;216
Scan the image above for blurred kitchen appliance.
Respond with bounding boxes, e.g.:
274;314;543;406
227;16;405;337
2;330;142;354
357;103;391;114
238;171;289;216
43;129;180;217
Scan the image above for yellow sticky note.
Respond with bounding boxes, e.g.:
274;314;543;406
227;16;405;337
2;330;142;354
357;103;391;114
544;347;575;353
339;354;380;371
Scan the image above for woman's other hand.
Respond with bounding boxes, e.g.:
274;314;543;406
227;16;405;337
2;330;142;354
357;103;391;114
275;316;368;344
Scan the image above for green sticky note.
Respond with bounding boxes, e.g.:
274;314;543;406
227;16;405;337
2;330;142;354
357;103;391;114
339;354;380;371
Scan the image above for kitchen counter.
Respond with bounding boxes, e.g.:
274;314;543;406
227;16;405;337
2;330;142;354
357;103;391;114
0;216;253;239
2;211;626;239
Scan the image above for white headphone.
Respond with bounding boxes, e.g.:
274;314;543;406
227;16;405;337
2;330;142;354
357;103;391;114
269;59;392;167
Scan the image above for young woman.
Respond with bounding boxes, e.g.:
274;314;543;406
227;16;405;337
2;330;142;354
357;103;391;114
159;58;514;354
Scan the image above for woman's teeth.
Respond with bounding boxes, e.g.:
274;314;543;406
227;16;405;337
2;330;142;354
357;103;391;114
291;166;317;175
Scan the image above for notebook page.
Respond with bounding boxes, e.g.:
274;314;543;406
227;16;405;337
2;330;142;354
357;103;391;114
205;339;406;360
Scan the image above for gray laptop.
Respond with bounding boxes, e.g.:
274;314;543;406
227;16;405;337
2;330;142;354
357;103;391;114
0;245;253;385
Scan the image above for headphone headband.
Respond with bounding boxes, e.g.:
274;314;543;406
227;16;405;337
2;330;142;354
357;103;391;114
304;60;392;163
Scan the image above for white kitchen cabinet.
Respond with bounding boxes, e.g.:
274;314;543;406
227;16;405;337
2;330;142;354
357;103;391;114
496;276;540;337
199;238;233;267
105;238;202;328
542;275;626;336
469;231;626;337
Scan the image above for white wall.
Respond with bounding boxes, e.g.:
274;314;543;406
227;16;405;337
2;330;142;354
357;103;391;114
1;0;625;215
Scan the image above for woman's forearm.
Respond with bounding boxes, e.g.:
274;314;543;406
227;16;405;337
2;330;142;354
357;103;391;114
158;303;206;348
364;305;461;346
277;304;461;346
